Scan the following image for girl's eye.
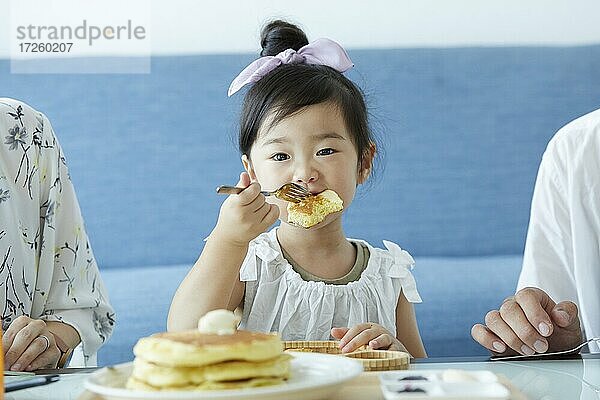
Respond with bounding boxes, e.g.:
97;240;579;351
271;153;289;161
316;148;335;156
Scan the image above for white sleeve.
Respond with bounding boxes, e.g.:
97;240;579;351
36;113;115;366
517;144;577;303
382;240;422;303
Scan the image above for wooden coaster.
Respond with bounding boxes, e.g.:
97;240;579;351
283;340;410;371
283;340;366;354
344;349;409;371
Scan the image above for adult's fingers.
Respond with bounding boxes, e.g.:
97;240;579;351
515;287;554;337
500;297;548;354
26;346;61;371
471;323;507;353
3;315;32;353
551;301;580;330
547;301;583;352
4;319;46;369
11;335;55;372
25;333;60;371
485;309;531;355
496;301;548;355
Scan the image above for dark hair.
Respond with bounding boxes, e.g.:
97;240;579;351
239;20;377;172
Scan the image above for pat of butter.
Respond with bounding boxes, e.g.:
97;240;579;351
198;309;240;335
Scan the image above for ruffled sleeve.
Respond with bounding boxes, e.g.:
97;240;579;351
239;237;279;282
239;244;258;282
382;240;422;303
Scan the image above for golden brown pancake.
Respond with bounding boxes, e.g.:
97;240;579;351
132;330;283;367
127;329;289;391
287;189;343;228
129;354;291;387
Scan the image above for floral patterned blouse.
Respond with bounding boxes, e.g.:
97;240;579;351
0;98;115;366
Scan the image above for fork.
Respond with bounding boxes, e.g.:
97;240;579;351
490;337;600;361
216;182;311;203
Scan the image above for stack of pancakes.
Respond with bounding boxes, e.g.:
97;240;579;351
287;189;343;228
127;330;290;391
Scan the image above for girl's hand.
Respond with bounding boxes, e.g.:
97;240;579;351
331;323;409;354
214;172;280;247
3;316;61;371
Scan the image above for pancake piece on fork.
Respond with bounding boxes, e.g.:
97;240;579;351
287;189;343;228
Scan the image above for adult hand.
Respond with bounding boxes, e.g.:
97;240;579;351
331;323;409;354
214;172;279;247
3;315;61;371
471;287;583;356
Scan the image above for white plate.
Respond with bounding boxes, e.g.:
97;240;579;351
85;352;363;400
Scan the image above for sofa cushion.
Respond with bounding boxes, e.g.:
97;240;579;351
412;255;522;357
97;264;189;366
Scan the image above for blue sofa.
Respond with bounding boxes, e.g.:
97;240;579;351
1;45;599;365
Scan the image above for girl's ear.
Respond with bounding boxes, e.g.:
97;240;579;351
241;154;258;181
357;142;376;184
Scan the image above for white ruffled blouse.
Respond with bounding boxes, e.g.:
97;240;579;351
239;228;422;340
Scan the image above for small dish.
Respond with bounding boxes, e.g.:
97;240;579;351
379;370;510;400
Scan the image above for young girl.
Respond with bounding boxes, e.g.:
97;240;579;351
168;20;426;358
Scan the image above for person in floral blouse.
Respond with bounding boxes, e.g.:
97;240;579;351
1;98;115;370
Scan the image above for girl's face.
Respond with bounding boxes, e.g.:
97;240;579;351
243;101;373;228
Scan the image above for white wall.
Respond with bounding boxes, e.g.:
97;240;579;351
2;0;600;57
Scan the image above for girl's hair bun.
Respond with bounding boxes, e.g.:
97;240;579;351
260;20;309;57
